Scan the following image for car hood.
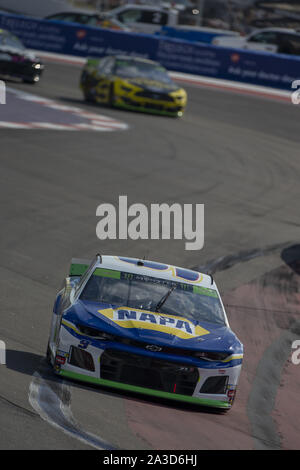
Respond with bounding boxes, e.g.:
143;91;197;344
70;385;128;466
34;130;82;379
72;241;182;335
65;300;242;353
122;77;179;93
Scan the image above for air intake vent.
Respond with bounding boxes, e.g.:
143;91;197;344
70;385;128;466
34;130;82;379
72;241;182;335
69;346;95;372
200;376;229;394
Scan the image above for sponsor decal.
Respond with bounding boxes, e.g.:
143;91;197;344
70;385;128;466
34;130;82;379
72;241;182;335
145;344;163;352
55;355;66;365
98;307;210;339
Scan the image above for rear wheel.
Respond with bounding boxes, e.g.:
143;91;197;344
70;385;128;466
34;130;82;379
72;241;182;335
108;83;115;107
83;89;94;102
81;71;94;102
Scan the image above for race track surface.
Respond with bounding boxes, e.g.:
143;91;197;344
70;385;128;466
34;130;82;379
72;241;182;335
0;61;300;450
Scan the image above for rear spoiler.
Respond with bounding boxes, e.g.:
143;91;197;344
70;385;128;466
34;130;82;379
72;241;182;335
69;258;90;276
69;254;102;276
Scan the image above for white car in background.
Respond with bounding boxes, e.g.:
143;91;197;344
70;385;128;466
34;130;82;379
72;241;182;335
104;4;179;34
212;28;300;56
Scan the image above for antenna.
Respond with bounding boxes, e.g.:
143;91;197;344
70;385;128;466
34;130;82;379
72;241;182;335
96;253;102;263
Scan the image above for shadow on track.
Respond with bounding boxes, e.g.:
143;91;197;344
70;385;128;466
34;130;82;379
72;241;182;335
57;96;177;119
281;244;300;276
5;349;229;416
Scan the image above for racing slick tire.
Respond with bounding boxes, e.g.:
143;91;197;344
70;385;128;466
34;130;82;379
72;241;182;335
83;90;94;103
108;83;115;107
46;341;52;365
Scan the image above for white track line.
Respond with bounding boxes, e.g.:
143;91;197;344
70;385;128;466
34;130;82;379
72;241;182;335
29;368;115;450
1;86;129;131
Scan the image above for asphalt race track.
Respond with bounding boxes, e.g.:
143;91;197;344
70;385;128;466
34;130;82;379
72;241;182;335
0;61;300;450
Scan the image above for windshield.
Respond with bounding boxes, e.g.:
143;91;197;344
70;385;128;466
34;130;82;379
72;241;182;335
80;268;226;325
3;33;25;50
114;59;173;84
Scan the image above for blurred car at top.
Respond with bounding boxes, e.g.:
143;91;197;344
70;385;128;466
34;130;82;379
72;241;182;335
80;55;187;117
44;3;205;35
102;4;197;34
0;28;44;83
136;0;193;11
45;11;131;31
213;27;300;55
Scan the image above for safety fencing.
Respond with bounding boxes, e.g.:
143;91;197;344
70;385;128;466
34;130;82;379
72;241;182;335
0;11;299;91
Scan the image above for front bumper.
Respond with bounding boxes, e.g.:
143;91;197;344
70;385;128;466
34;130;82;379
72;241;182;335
51;322;242;410
58;369;231;409
114;94;185;117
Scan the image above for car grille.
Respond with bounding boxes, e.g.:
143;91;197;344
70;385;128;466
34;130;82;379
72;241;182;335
135;90;174;102
109;335;201;358
100;349;198;396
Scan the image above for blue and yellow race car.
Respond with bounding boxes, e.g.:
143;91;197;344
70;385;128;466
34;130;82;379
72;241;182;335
80;55;187;117
47;255;243;410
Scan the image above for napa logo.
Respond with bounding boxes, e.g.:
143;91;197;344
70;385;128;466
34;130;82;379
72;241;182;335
98;307;210;339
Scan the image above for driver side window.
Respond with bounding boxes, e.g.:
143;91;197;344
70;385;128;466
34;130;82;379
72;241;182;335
248;32;278;44
4;33;24;49
98;57;110;73
118;9;142;24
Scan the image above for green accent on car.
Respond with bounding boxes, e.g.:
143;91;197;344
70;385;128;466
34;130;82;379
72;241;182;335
93;268;121;279
69;263;89;276
193;286;218;298
86;58;100;67
114;101;182;117
58;370;231;409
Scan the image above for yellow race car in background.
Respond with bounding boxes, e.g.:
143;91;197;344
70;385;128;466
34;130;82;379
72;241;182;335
80;55;187;117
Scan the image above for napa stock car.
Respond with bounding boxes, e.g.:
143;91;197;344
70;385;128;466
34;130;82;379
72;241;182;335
47;255;243;410
80;55;187;117
0;29;44;83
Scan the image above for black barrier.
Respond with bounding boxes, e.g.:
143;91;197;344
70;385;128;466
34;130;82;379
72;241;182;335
0;11;299;91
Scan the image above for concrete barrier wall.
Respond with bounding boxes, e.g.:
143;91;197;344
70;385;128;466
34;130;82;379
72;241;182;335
0;11;299;91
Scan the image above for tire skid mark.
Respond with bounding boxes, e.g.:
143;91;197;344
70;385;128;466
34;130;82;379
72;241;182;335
28;360;115;450
124;244;299;450
193;241;291;275
247;328;300;450
218;245;300;449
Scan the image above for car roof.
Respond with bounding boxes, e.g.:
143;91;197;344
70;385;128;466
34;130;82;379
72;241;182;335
93;255;216;290
251;27;299;35
108;4;167;14
47;11;99;18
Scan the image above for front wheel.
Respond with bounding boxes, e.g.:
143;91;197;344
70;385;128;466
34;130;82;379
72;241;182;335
23;74;40;84
46;341;52;364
